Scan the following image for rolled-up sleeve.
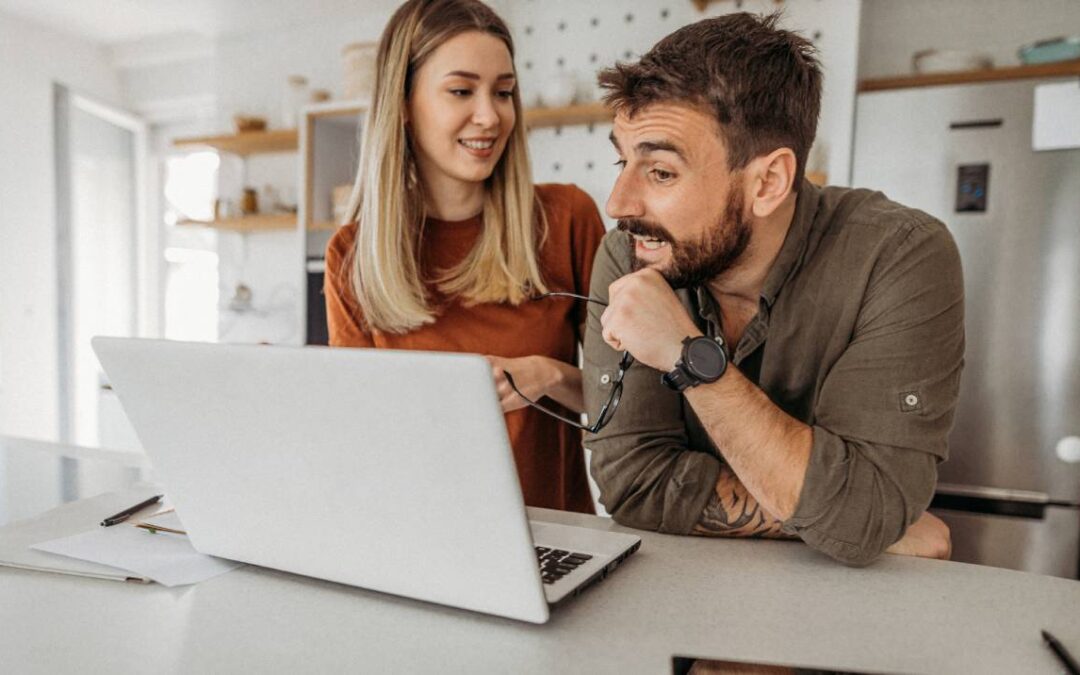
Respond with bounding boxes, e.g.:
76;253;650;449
583;231;721;533
784;218;965;565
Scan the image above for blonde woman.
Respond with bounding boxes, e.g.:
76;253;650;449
325;0;605;513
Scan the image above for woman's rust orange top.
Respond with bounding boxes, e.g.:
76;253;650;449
324;183;606;514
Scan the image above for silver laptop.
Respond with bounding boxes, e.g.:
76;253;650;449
92;337;640;623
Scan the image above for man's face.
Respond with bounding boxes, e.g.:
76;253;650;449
607;102;751;289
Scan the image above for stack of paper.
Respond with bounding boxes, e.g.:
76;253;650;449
0;488;241;587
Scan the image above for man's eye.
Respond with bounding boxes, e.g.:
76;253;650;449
651;168;675;182
613;159;627;170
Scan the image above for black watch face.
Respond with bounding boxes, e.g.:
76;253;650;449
686;339;725;379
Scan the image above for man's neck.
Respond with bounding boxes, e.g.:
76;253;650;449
706;194;798;306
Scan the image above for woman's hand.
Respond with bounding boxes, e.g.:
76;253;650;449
485;355;585;414
486;355;556;413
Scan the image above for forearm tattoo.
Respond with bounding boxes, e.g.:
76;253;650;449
692;463;793;539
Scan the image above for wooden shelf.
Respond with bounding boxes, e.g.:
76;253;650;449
524;102;612;129
175;103;611;155
173;129;299;156
859;59;1080;92
178;214;296;232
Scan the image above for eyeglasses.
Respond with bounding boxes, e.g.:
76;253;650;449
502;292;635;433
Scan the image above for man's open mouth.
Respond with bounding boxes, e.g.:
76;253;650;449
629;233;669;250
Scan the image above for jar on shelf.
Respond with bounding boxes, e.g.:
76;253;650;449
540;71;577;108
342;42;378;100
241;187;259;215
281;75;309;129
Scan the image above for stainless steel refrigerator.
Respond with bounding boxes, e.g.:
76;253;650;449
852;77;1080;578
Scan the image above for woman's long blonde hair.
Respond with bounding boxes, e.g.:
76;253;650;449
344;0;547;334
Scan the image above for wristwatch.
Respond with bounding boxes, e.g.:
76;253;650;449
662;335;728;392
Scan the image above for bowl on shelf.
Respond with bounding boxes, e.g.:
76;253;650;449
912;49;993;74
1019;36;1080;65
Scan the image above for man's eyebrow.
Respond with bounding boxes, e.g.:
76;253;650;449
636;140;687;163
608;132;686;162
444;70;516;81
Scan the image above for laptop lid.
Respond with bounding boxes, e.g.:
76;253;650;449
92;337;550;623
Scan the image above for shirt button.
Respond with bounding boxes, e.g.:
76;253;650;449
904;394;919;406
600;374;611;385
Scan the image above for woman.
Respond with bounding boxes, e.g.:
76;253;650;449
325;0;605;513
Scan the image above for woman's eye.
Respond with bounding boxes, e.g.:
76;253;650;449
613;159;627;170
449;89;472;97
496;90;515;99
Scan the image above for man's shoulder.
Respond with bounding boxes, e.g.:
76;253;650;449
817;185;952;249
596;228;633;277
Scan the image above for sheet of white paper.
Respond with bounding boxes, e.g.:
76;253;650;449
32;525;242;587
1033;81;1080;151
0;489;158;582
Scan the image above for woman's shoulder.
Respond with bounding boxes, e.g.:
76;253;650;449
325;222;359;269
326;223;360;258
535;182;595;213
535;183;604;235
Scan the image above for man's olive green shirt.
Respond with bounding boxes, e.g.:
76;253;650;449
582;181;965;566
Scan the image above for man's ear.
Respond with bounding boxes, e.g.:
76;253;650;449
748;148;797;218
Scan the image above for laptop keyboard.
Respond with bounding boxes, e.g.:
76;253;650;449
535;546;593;585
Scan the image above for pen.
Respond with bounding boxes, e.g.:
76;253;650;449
100;494;164;527
1043;630;1080;675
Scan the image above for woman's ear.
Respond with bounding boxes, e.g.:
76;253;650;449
748;148;797;218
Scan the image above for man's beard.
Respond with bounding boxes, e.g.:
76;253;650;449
619;183;751;289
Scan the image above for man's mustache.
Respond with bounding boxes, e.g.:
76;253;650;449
616;218;675;244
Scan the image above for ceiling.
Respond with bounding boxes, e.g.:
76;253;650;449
0;0;402;45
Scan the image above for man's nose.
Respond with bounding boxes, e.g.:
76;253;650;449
606;169;645;220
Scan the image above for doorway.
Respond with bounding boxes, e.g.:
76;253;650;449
54;85;150;448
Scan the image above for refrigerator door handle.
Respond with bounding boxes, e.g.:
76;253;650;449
936;482;1049;503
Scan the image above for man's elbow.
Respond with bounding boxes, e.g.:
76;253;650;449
790;501;913;566
796;526;893;567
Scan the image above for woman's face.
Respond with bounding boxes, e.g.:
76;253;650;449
406;30;517;191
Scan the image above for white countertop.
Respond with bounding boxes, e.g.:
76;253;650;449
2;436;1078;674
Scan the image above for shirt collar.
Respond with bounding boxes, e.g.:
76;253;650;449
759;179;821;308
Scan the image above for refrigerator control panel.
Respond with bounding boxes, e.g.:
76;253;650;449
956;163;990;213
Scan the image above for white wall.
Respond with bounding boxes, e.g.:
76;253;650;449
0;10;123;440
859;0;1080;79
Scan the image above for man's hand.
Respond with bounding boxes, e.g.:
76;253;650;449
601;268;702;371
885;511;951;560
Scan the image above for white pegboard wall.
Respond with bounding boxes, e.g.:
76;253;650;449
501;0;861;227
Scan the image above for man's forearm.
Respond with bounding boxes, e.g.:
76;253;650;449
685;365;812;521
692;463;794;538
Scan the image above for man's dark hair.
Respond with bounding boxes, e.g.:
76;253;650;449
598;12;822;188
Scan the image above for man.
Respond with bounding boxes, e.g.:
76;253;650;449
582;13;963;565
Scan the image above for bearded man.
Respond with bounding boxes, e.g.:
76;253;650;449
582;13;963;565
